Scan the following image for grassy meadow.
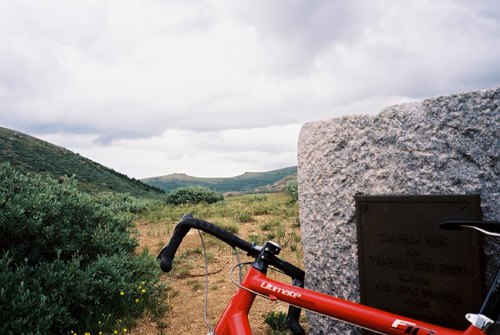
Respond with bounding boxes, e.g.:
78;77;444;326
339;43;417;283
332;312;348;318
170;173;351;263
139;192;301;255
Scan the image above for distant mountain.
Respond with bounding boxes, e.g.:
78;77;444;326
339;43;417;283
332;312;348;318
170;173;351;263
142;166;297;193
0;127;164;198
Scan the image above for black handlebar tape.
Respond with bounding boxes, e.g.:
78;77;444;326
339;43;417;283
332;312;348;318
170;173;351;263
440;220;500;234
270;257;305;283
157;214;256;272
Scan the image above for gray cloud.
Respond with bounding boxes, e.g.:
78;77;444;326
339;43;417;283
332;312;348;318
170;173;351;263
1;0;500;177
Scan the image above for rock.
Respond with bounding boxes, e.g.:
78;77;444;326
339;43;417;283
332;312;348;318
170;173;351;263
298;85;500;334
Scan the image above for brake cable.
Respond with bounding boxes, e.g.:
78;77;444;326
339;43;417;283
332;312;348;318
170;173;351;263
198;230;217;335
228;261;289;301
198;229;245;335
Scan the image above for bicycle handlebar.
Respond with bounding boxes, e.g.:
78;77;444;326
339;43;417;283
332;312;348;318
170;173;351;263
157;213;259;272
157;213;306;335
157;213;305;281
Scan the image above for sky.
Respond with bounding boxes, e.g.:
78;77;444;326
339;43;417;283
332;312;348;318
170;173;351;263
1;0;500;179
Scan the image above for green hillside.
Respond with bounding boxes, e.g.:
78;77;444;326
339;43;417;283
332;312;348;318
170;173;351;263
0;127;164;198
141;166;297;193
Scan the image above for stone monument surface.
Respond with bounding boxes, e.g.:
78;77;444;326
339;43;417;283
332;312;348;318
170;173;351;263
297;86;500;334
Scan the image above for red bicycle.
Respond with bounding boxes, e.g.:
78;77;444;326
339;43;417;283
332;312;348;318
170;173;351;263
158;214;500;335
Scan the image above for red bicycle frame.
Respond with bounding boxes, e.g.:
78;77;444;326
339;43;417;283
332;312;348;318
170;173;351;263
214;267;486;335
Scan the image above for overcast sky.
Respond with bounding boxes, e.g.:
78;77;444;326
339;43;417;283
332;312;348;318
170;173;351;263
1;0;500;179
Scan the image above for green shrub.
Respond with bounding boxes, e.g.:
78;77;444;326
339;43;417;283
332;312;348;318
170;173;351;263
264;311;289;335
243;194;268;204
0;253;74;335
0;163;167;334
0;165;136;266
238;210;254;223
284;180;298;204
94;192;155;214
164;186;224;205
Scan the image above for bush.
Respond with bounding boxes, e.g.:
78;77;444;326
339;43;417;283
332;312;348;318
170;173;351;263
284;180;298;204
94;192;155;214
0;163;167;334
0;253;73;335
164;186;224;205
0;164;136;266
238;210;254;223
264;311;289;335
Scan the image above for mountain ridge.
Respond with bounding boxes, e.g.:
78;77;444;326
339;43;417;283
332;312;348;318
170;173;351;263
141;166;297;193
0;126;164;198
1;126;297;196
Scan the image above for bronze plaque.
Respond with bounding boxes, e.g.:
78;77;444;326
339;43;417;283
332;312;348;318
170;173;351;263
356;195;484;333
